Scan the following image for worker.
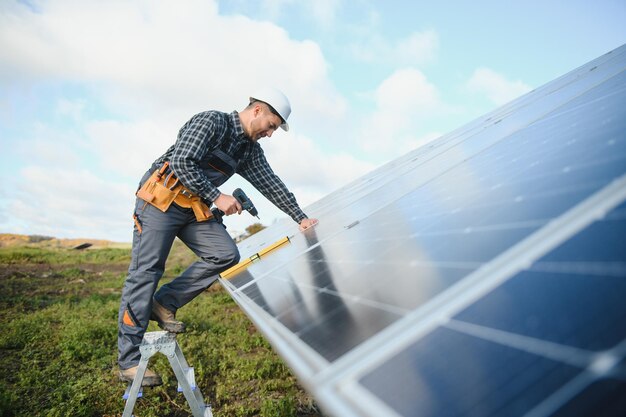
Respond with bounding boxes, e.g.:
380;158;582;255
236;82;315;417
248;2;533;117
117;88;318;386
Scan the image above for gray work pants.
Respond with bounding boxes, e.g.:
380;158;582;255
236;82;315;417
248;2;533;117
117;177;240;369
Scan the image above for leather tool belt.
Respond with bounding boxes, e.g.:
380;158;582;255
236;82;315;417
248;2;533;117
136;162;213;222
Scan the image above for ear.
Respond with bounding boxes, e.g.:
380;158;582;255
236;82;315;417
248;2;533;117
253;103;262;117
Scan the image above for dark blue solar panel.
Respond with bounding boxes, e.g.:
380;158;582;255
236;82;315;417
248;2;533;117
360;327;582;417
551;379;626;417
451;206;626;351
453;269;626;351
535;213;626;263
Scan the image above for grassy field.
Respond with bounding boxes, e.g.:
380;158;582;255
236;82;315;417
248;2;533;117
0;239;319;417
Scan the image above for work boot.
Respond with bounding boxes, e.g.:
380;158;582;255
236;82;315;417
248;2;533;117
150;299;186;333
118;365;163;387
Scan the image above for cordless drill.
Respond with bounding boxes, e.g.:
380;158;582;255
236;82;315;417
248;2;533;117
233;188;259;218
211;188;259;222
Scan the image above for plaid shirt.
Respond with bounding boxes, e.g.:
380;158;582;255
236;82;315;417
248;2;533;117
154;110;307;223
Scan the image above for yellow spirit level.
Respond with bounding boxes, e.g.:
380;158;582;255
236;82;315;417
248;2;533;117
220;236;290;279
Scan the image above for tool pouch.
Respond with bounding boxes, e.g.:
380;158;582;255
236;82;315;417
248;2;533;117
190;199;212;222
136;162;213;222
136;169;178;212
174;193;212;222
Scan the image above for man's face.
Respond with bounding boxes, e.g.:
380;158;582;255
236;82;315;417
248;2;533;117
248;104;283;142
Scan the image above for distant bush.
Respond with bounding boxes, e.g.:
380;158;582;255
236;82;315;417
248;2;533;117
245;222;266;236
28;235;54;243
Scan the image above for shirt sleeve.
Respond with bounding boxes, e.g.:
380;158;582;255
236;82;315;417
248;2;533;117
239;146;308;223
169;112;223;203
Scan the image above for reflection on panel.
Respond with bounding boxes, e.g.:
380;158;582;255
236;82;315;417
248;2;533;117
359;199;626;416
454;210;626;351
360;327;583;417
220;45;626;417
454;269;626;350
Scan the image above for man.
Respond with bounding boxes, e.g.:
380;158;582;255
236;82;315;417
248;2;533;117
117;87;318;386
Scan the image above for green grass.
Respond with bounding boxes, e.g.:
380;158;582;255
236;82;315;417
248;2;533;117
0;247;130;265
0;240;319;417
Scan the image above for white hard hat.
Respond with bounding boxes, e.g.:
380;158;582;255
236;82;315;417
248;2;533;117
249;87;291;131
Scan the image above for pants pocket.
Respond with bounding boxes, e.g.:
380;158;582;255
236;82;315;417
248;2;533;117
122;303;140;327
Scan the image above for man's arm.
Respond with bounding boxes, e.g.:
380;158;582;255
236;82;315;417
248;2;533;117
238;146;314;227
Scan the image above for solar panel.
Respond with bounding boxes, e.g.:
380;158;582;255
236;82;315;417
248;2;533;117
219;44;626;417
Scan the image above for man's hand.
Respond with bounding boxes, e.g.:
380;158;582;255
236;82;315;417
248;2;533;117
299;218;318;231
214;193;242;216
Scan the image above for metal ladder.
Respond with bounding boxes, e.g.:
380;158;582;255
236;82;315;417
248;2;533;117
122;331;213;417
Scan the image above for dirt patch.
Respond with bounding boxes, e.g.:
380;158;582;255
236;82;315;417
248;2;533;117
0;262;128;315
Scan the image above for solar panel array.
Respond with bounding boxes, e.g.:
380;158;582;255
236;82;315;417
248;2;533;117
219;44;626;417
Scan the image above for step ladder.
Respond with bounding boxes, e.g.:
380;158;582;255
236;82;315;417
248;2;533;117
122;331;213;417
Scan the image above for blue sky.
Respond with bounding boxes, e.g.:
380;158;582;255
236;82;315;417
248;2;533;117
0;0;624;241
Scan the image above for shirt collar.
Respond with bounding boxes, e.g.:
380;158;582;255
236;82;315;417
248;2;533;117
229;111;248;141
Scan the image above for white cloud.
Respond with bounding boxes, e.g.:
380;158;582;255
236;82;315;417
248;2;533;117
0;0;346;125
358;68;445;159
376;68;439;112
85;118;174;178
263;131;375;192
242;0;341;30
466;67;532;105
7;165;135;241
56;98;87;120
305;0;341;28
259;0;295;20
393;30;438;66
14;122;84;168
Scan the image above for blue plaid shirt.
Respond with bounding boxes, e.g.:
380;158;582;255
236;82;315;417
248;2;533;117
154;110;307;223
